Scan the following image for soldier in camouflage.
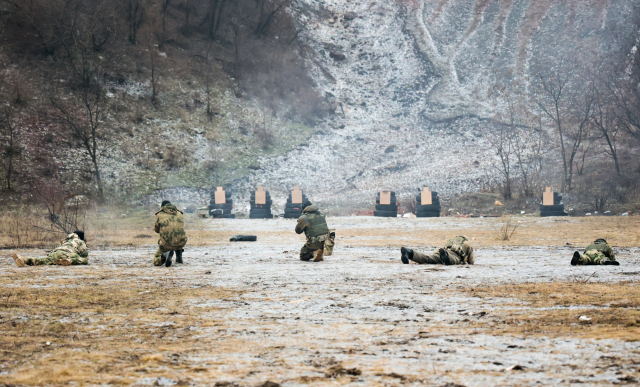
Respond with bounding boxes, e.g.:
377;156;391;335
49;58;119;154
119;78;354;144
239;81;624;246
12;231;89;267
400;236;475;265
154;200;188;267
571;238;619;265
295;201;333;262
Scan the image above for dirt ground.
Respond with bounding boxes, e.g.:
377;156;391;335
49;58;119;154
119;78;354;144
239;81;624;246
1;216;640;386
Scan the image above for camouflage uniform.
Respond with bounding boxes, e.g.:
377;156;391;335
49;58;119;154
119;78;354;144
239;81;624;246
295;205;331;261
24;233;89;266
153;204;188;266
575;239;615;265
412;236;475;265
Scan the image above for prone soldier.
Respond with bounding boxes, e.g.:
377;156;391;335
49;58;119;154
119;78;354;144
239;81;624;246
400;236;474;265
13;231;88;267
571;238;619;265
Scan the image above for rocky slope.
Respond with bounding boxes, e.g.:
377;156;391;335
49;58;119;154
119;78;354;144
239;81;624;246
228;0;638;210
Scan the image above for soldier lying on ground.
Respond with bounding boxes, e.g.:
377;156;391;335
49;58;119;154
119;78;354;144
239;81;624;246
13;231;88;267
571;238;619;265
295;201;334;262
400;236;474;265
154;200;188;267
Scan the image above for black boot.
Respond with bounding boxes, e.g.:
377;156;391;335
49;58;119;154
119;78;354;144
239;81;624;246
175;250;183;264
604;260;620;266
164;251;174;267
571;251;580;266
400;247;413;264
439;248;450;265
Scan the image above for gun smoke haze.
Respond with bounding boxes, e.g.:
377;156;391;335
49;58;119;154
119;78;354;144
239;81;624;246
0;0;639;212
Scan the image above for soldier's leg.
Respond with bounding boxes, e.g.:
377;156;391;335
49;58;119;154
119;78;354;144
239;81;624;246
585;251;606;265
46;250;73;266
154;246;169;266
66;253;89;265
300;242;314;261
443;249;464;265
411;249;444;264
312;241;325;262
300;241;323;261
25;253;57;266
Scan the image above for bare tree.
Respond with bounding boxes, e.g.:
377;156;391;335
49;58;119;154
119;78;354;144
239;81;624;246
149;45;160;103
535;71;593;192
203;0;227;39
122;0;146;45
513;117;545;198
0;106;18;192
591;83;622;175
49;79;107;202
254;0;290;37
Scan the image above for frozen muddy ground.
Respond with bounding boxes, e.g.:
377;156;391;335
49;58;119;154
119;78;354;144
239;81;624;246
2;217;640;386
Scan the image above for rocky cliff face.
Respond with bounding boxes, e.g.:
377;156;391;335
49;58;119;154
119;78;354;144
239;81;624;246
230;0;638;210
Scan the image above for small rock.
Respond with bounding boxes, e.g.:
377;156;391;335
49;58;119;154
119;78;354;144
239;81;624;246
384;145;396;153
521;211;525;214
506;365;525;371
330;52;346;60
621;212;629;216
204;271;211;275
258;382;281;387
579;316;591;321
586;213;592;216
344;12;358;20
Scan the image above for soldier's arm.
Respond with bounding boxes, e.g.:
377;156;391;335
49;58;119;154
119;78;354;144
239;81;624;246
295;216;309;234
462;242;474;264
77;241;89;258
154;215;161;233
606;245;615;260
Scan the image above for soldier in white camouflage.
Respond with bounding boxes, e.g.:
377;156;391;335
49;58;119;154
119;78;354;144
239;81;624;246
571;238;619;265
295;201;334;262
400;236;475;265
154;200;188;267
13;231;89;267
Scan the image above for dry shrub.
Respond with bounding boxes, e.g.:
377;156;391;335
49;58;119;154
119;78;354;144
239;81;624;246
497;219;519;240
398;196;417;215
254;125;273;149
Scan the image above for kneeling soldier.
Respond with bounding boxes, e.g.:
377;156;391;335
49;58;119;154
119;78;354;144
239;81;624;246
571;238;619;265
400;236;474;265
295;201;332;262
13;231;89;267
154;200;188;267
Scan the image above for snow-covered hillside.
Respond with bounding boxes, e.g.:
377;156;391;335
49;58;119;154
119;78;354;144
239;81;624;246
230;0;636;209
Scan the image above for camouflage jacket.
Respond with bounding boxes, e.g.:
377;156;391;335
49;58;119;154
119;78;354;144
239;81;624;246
155;204;188;249
53;233;89;258
445;235;475;264
585;239;615;260
295;205;329;238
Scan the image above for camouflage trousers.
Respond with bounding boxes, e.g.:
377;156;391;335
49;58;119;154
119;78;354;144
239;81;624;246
576;250;612;265
300;234;327;261
25;250;88;266
412;247;465;265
